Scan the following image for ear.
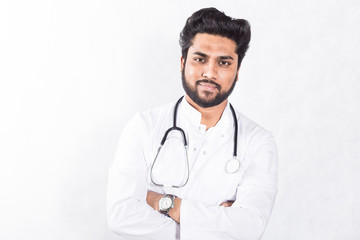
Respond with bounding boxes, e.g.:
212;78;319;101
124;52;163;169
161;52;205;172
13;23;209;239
236;65;241;81
181;56;185;72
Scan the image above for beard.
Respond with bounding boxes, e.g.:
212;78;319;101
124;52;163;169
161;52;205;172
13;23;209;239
181;68;237;108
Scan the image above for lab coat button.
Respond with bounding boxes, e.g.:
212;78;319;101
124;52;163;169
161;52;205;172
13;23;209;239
203;151;206;155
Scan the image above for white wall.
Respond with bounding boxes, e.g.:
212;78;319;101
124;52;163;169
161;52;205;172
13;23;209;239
0;0;359;239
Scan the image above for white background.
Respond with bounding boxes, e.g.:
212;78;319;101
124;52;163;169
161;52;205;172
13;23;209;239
1;0;359;239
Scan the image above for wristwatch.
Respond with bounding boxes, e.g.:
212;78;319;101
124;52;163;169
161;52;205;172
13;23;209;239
159;194;175;215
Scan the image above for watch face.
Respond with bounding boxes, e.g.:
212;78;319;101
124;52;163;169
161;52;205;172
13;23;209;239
159;196;172;211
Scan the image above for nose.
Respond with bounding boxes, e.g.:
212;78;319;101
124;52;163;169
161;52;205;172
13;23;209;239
202;61;217;80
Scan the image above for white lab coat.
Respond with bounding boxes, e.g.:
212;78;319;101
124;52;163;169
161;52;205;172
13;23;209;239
107;98;278;240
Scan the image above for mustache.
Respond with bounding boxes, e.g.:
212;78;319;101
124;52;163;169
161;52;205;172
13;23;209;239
196;79;221;90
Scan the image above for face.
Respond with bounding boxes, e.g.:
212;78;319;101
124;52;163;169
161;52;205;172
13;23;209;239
181;33;240;108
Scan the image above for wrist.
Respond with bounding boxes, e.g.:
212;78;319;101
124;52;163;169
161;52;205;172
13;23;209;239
168;197;181;223
159;194;175;214
146;190;163;211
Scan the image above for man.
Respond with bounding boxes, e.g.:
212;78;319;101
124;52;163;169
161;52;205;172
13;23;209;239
107;7;277;240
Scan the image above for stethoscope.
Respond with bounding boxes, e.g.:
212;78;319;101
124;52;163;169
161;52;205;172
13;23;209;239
150;96;241;188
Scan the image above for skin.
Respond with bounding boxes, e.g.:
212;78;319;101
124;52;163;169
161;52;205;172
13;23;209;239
147;33;240;223
182;33;240;129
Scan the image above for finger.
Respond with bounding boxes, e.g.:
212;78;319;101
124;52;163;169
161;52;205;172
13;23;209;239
227;201;234;207
220;201;234;207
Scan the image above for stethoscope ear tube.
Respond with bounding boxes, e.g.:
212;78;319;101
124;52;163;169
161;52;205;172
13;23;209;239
229;103;238;158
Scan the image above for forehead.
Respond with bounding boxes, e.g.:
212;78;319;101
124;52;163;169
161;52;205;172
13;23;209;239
189;33;237;57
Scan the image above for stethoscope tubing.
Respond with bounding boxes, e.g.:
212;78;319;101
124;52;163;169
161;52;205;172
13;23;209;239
229;104;238;158
150;96;239;188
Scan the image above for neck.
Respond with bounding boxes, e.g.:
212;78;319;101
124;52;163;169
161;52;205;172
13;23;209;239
185;95;228;130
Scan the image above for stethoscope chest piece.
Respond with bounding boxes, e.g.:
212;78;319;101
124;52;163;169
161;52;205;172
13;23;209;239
225;157;241;174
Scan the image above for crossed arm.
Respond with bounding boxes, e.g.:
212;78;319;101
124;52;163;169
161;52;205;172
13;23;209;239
108;114;278;239
146;191;234;223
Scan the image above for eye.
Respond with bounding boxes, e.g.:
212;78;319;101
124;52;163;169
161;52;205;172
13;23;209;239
219;61;231;66
194;57;206;63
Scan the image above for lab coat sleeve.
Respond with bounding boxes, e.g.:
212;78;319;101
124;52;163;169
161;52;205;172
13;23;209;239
180;131;278;240
107;113;178;239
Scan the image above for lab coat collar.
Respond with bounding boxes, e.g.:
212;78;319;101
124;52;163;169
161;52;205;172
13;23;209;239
179;96;232;132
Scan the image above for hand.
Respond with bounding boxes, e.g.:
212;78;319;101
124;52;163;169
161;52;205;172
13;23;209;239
220;200;234;207
146;190;163;211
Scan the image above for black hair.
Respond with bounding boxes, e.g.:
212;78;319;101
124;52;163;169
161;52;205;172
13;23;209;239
179;7;251;69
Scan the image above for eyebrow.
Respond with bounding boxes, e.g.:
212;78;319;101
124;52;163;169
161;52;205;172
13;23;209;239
219;56;234;60
193;51;234;60
193;51;208;58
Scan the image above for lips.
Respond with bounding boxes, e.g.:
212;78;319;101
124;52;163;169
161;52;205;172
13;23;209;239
196;80;220;91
